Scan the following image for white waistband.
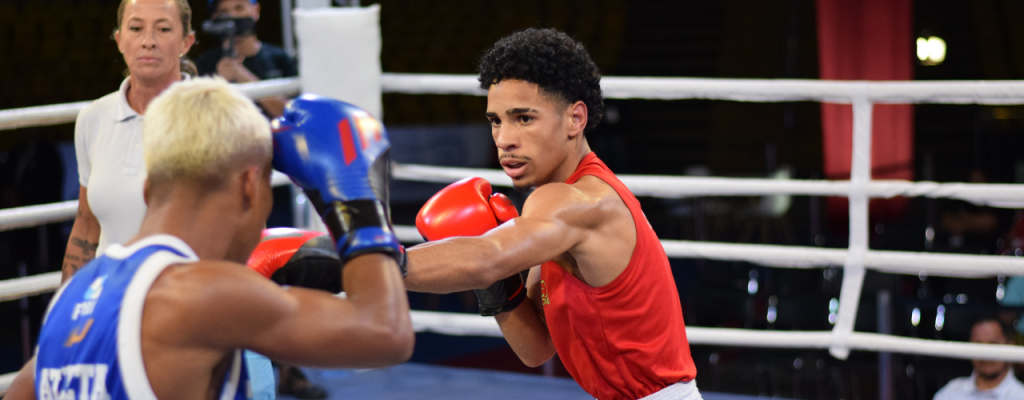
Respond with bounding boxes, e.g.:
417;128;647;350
638;380;702;400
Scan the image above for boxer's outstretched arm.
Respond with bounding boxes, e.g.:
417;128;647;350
495;266;555;367
405;183;591;293
163;254;413;368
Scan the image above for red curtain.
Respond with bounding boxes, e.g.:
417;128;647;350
817;0;914;223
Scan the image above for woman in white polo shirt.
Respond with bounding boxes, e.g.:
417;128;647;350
61;2;279;399
62;0;195;281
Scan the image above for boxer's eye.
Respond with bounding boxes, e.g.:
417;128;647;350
518;116;532;124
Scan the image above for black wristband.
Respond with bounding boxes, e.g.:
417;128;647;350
319;199;389;241
475;271;527;316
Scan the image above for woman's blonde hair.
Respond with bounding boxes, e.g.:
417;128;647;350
116;0;198;76
143;77;271;189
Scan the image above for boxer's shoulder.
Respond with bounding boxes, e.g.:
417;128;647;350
144;259;291;344
524;177;624;226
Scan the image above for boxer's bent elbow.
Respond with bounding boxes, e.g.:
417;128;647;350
358;307;415;366
359;323;414;367
381;316;415;365
518;348;555;368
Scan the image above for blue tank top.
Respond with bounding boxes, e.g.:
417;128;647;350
35;235;252;400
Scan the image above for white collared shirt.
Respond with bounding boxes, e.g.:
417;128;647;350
74;76;188;253
934;371;1024;400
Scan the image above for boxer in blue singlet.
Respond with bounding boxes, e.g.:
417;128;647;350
4;77;412;400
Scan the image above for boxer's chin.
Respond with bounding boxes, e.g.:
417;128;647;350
512;179;534;194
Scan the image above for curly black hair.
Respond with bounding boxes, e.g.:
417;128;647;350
478;28;604;132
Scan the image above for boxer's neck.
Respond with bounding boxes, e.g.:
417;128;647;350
548;136;591;185
131;185;243;262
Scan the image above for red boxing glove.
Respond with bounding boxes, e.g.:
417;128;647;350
416;177;518;241
416;178;527;316
247;227;344;293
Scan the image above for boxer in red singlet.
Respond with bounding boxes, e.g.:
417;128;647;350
404;28;701;400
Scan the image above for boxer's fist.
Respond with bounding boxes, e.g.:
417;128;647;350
247;228;344;293
271;96;401;271
476;271;527;316
416;177;517;241
415;178;525;316
271;95;389;205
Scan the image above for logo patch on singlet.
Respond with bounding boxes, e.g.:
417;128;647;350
38;363;110;399
84;276;106;301
65;275;106;347
540;280;550;305
72;275;106;321
65;319;94;347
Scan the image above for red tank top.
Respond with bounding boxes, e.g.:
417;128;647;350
541;153;696;400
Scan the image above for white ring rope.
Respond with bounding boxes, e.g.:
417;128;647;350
0;166;1021;234
381;74;1024;104
409;310;1024;362
1;73;1023;377
0;78;303;131
8;73;1024;131
5;231;1024;302
394;163;1024;208
0;271;61;302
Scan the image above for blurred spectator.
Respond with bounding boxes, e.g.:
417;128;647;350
196;4;317;396
195;0;295;118
933;318;1024;399
196;0;296;229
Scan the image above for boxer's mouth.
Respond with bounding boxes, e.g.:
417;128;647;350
500;158;528;178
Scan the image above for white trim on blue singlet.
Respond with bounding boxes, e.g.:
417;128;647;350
105;234;198;260
40;278;71;327
116;235;199;400
36;281;72;358
218;350;244;400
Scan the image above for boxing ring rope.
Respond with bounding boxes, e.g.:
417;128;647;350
395;163;1024;208
409;311;1024;362
8;74;1024;131
4;74;1024;393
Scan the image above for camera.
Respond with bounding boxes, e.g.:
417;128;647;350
201;17;256;58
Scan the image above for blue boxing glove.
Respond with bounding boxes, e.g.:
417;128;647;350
271;95;404;273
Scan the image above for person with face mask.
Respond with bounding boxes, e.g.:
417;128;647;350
934;318;1024;400
194;0;295;118
194;3;318;396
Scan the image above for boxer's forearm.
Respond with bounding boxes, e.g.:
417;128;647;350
406;217;574;293
404;236;510;293
337;253;415;366
495;299;554;367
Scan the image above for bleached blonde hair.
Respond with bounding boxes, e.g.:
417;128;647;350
143;77;271;188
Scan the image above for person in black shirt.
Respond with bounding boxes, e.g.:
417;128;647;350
197;2;324;399
195;0;295;117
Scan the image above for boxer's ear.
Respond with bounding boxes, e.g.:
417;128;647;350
239;165;262;212
567;100;587;140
